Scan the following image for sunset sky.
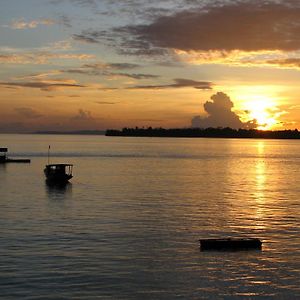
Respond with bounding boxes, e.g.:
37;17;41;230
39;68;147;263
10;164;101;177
1;0;300;132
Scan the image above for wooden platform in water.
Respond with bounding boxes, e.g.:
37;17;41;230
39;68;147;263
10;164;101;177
0;147;31;163
199;238;262;251
0;158;31;163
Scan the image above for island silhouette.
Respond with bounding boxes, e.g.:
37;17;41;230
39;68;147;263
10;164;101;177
105;127;300;139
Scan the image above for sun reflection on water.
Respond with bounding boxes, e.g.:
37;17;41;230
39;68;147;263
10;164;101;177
253;142;267;230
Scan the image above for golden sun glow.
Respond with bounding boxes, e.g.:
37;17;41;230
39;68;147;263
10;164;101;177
231;86;284;130
245;97;278;130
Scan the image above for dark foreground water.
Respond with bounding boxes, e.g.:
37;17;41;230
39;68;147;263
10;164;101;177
0;134;299;299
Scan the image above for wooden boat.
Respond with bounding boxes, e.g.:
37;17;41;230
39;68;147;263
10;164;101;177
44;164;73;183
0;147;31;163
199;238;262;251
44;145;73;183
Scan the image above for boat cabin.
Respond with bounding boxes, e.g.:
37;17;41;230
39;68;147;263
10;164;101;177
44;163;73;182
46;164;73;175
0;148;8;163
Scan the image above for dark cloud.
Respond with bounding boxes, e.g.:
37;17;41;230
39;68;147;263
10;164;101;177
98;87;119;91
58;0;207;21
95;101;118;105
50;0;98;9
0;81;85;91
116;37;169;56
72;30;106;43
62;62;158;79
191;92;257;129
68;62;141;73
63;68;98;75
63;69;158;79
113;73;160;79
264;58;300;69
57;15;72;28
0;121;25;133
95;62;141;70
72;28;168;56
128;78;212;89
132;118;164;123
71;0;97;7
15;107;42;119
117;1;300;53
71;109;93;121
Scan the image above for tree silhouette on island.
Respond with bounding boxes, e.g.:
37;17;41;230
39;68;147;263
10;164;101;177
106;92;300;139
105;127;300;139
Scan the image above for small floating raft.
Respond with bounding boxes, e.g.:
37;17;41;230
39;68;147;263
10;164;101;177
3;158;31;163
0;148;30;163
199;238;262;251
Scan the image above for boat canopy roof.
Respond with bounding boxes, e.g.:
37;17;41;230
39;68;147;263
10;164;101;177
46;163;73;167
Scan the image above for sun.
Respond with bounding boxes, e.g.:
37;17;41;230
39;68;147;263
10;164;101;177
230;85;285;130
245;98;278;130
239;94;281;130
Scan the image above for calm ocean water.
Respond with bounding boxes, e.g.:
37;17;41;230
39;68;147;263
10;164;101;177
0;134;299;299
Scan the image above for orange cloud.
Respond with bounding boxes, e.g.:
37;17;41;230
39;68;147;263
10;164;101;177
8;18;55;29
0;52;94;64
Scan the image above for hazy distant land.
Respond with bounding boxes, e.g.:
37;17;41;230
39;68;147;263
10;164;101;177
34;130;106;135
106;127;300;139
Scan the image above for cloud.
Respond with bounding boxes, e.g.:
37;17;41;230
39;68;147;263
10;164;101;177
14;71;61;80
72;28;169;56
120;1;300;53
0;52;94;64
127;78;212;89
0;80;85;91
173;48;300;70
68;1;300;69
62;61;159;79
95;101;118;105
49;40;73;51
263;58;300;69
57;15;72;28
83;62;140;70
73;30;105;43
71;109;93;121
63;62;141;75
0;122;25;133
109;73;160;79
100;0;300;68
191;92;257;129
54;0;98;9
15;107;42;119
8;18;55;29
64;0;215;25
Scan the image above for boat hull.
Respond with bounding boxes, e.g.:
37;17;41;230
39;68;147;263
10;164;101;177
199;238;262;251
44;172;73;183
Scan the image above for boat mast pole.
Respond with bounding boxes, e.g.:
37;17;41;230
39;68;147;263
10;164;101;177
48;145;50;165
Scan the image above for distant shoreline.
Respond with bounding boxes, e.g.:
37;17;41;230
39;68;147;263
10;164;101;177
105;127;300;139
33;130;106;135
